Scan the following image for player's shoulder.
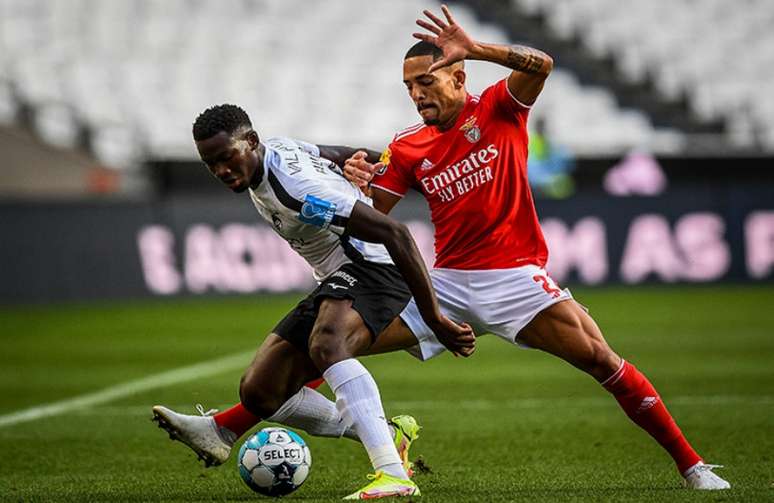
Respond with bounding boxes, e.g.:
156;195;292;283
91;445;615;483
391;122;430;146
479;79;532;113
387;122;433;169
480;79;504;97
263;138;308;191
472;80;507;109
265;136;303;151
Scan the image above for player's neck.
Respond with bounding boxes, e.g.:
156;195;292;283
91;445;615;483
249;143;266;189
435;99;467;132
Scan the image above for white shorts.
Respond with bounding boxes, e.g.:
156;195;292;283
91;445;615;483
402;264;573;361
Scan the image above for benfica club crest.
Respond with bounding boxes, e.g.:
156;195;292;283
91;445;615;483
459;115;481;143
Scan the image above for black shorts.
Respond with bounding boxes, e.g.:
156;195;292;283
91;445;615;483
272;261;412;352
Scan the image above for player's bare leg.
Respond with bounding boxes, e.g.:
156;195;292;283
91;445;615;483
517;300;620;380
517;299;730;489
152;334;321;466
309;299;410;478
153;315;423;475
239;334;323;418
241;321;422;478
364;317;420;355
153;330;420;477
225;317;422;438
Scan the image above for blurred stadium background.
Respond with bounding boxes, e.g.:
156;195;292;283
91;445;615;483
1;0;773;501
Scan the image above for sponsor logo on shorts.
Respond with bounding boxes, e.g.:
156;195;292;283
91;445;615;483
330;270;358;286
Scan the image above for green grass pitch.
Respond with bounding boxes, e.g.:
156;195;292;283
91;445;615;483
1;286;773;502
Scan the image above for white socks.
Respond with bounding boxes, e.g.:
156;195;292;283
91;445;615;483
266;386;359;441
323;359;407;479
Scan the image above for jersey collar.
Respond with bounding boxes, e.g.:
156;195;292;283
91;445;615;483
251;144;275;190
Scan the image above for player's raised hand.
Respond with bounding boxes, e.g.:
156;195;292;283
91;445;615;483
343;151;378;197
428;315;476;357
413;4;476;73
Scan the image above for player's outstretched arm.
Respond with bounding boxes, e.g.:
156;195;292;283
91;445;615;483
347;201;475;356
317;145;381;168
341;154;402;215
319;148;381;198
414;4;553;106
317;145;381;174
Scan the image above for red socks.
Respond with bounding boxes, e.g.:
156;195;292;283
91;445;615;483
305;378;325;390
602;360;702;474
213;403;260;437
214;378;325;438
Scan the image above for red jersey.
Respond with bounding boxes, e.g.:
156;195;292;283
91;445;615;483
372;79;548;270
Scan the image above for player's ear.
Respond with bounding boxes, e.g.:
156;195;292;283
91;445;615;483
246;130;260;150
452;66;466;89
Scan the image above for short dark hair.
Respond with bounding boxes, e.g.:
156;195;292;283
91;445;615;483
192;104;252;141
404;41;443;61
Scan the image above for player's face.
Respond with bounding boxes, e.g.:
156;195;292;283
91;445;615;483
403;55;466;128
196;131;259;193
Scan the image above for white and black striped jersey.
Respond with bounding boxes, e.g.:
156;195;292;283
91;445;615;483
248;137;393;282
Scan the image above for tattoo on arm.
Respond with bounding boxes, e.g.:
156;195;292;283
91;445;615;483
506;45;545;74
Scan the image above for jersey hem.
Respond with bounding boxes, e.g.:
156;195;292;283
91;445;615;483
431;260;547;272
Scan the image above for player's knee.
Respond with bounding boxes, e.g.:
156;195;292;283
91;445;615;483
584;340;620;382
555;308;619;381
239;369;283;418
308;323;347;371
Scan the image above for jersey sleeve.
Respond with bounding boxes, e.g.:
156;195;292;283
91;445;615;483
484;79;531;122
370;143;413;198
268;166;362;235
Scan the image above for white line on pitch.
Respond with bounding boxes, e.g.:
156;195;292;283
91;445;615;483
0;350;254;429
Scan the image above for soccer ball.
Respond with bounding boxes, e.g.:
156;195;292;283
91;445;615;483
238;427;311;497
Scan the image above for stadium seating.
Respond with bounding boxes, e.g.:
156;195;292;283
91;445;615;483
517;0;774;149
6;0;769;170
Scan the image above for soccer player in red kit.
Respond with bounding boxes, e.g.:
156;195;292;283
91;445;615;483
343;5;730;491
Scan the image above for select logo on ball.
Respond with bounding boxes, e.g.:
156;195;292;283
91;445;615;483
238;427;311;497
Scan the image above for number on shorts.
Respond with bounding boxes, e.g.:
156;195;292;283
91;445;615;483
533;274;561;298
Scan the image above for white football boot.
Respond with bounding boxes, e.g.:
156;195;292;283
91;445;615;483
683;462;731;490
151;404;237;467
